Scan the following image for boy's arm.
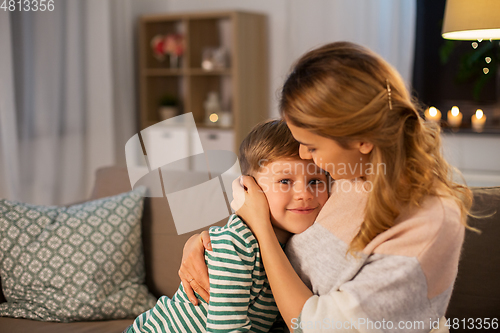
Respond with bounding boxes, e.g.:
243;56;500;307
206;217;277;333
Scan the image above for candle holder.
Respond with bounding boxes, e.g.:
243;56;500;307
471;109;487;132
447;106;463;128
424;107;442;123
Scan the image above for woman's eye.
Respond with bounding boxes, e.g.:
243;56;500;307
308;148;316;153
278;179;292;185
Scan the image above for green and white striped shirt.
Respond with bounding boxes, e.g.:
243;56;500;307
128;215;281;333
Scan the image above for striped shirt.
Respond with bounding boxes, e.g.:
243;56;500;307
128;215;281;333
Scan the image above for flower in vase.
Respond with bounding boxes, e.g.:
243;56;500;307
164;33;185;57
151;35;167;61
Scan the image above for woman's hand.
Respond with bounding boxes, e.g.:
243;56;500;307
231;176;273;238
178;230;212;305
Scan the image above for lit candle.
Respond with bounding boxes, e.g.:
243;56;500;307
471;109;486;132
424;107;441;123
447;106;463;128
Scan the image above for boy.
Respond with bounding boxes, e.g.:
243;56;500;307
126;119;329;333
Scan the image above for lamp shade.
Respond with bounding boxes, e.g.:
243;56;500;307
442;0;500;40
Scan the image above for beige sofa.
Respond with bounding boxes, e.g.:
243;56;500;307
1;166;499;332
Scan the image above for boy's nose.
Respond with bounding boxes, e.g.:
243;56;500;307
299;145;311;160
293;181;314;201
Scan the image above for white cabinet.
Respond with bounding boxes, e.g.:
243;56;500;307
192;128;235;173
141;125;191;171
139;124;235;173
197;128;234;153
441;133;500;187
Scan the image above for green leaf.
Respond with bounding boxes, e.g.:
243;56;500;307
439;40;457;64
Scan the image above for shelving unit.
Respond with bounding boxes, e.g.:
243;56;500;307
138;11;269;153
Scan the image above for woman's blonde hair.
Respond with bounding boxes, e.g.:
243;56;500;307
280;41;473;253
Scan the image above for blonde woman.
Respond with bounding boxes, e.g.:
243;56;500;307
180;42;472;333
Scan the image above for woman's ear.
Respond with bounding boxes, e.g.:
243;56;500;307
358;142;374;155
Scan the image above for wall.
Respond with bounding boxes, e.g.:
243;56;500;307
131;0;416;117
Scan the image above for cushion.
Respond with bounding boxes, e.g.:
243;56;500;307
0;317;133;333
0;187;157;322
90;167;227;299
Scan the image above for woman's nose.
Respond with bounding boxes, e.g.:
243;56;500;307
299;145;311;160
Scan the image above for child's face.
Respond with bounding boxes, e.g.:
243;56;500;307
254;158;329;234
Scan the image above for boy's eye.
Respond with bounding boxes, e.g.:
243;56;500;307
309;179;325;185
278;179;292;185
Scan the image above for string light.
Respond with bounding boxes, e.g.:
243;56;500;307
485;57;492;64
472;42;478;49
209;113;219;123
483;68;490;74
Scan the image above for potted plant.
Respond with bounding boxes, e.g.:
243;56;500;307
158;94;179;121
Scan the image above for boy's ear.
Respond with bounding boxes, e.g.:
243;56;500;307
358;141;374;155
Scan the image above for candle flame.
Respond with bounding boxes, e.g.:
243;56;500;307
476;109;484;120
429;107;437;117
451;106;459;117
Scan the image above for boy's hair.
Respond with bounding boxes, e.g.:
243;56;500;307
239;119;300;176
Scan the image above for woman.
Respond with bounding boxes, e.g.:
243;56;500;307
179;42;472;333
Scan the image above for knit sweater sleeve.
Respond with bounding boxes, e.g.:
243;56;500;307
293;196;463;333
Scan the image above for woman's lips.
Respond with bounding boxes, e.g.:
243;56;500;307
287;207;317;214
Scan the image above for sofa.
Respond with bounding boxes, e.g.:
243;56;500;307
0;166;499;332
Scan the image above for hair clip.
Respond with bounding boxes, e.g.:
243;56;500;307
386;79;393;110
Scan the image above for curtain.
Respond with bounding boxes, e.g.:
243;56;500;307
0;0;136;205
286;0;416;86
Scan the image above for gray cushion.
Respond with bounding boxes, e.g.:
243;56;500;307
0;187;156;322
89;167;227;299
0;317;133;333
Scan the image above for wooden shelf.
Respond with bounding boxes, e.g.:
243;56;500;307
138;11;269;152
142;69;184;76
188;68;232;76
141;68;232;76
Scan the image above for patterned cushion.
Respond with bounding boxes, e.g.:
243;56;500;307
0;187;157;322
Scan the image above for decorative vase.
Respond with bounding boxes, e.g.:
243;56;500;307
204;92;222;126
169;54;180;68
219;111;233;127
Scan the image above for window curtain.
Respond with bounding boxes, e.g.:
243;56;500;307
286;0;416;85
0;0;136;205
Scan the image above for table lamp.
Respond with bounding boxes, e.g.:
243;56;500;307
442;0;500;40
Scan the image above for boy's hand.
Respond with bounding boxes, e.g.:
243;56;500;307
178;231;212;305
231;176;273;237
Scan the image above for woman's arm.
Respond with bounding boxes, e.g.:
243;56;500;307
232;176;314;330
178;230;212;305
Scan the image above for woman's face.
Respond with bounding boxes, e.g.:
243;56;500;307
286;122;373;180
